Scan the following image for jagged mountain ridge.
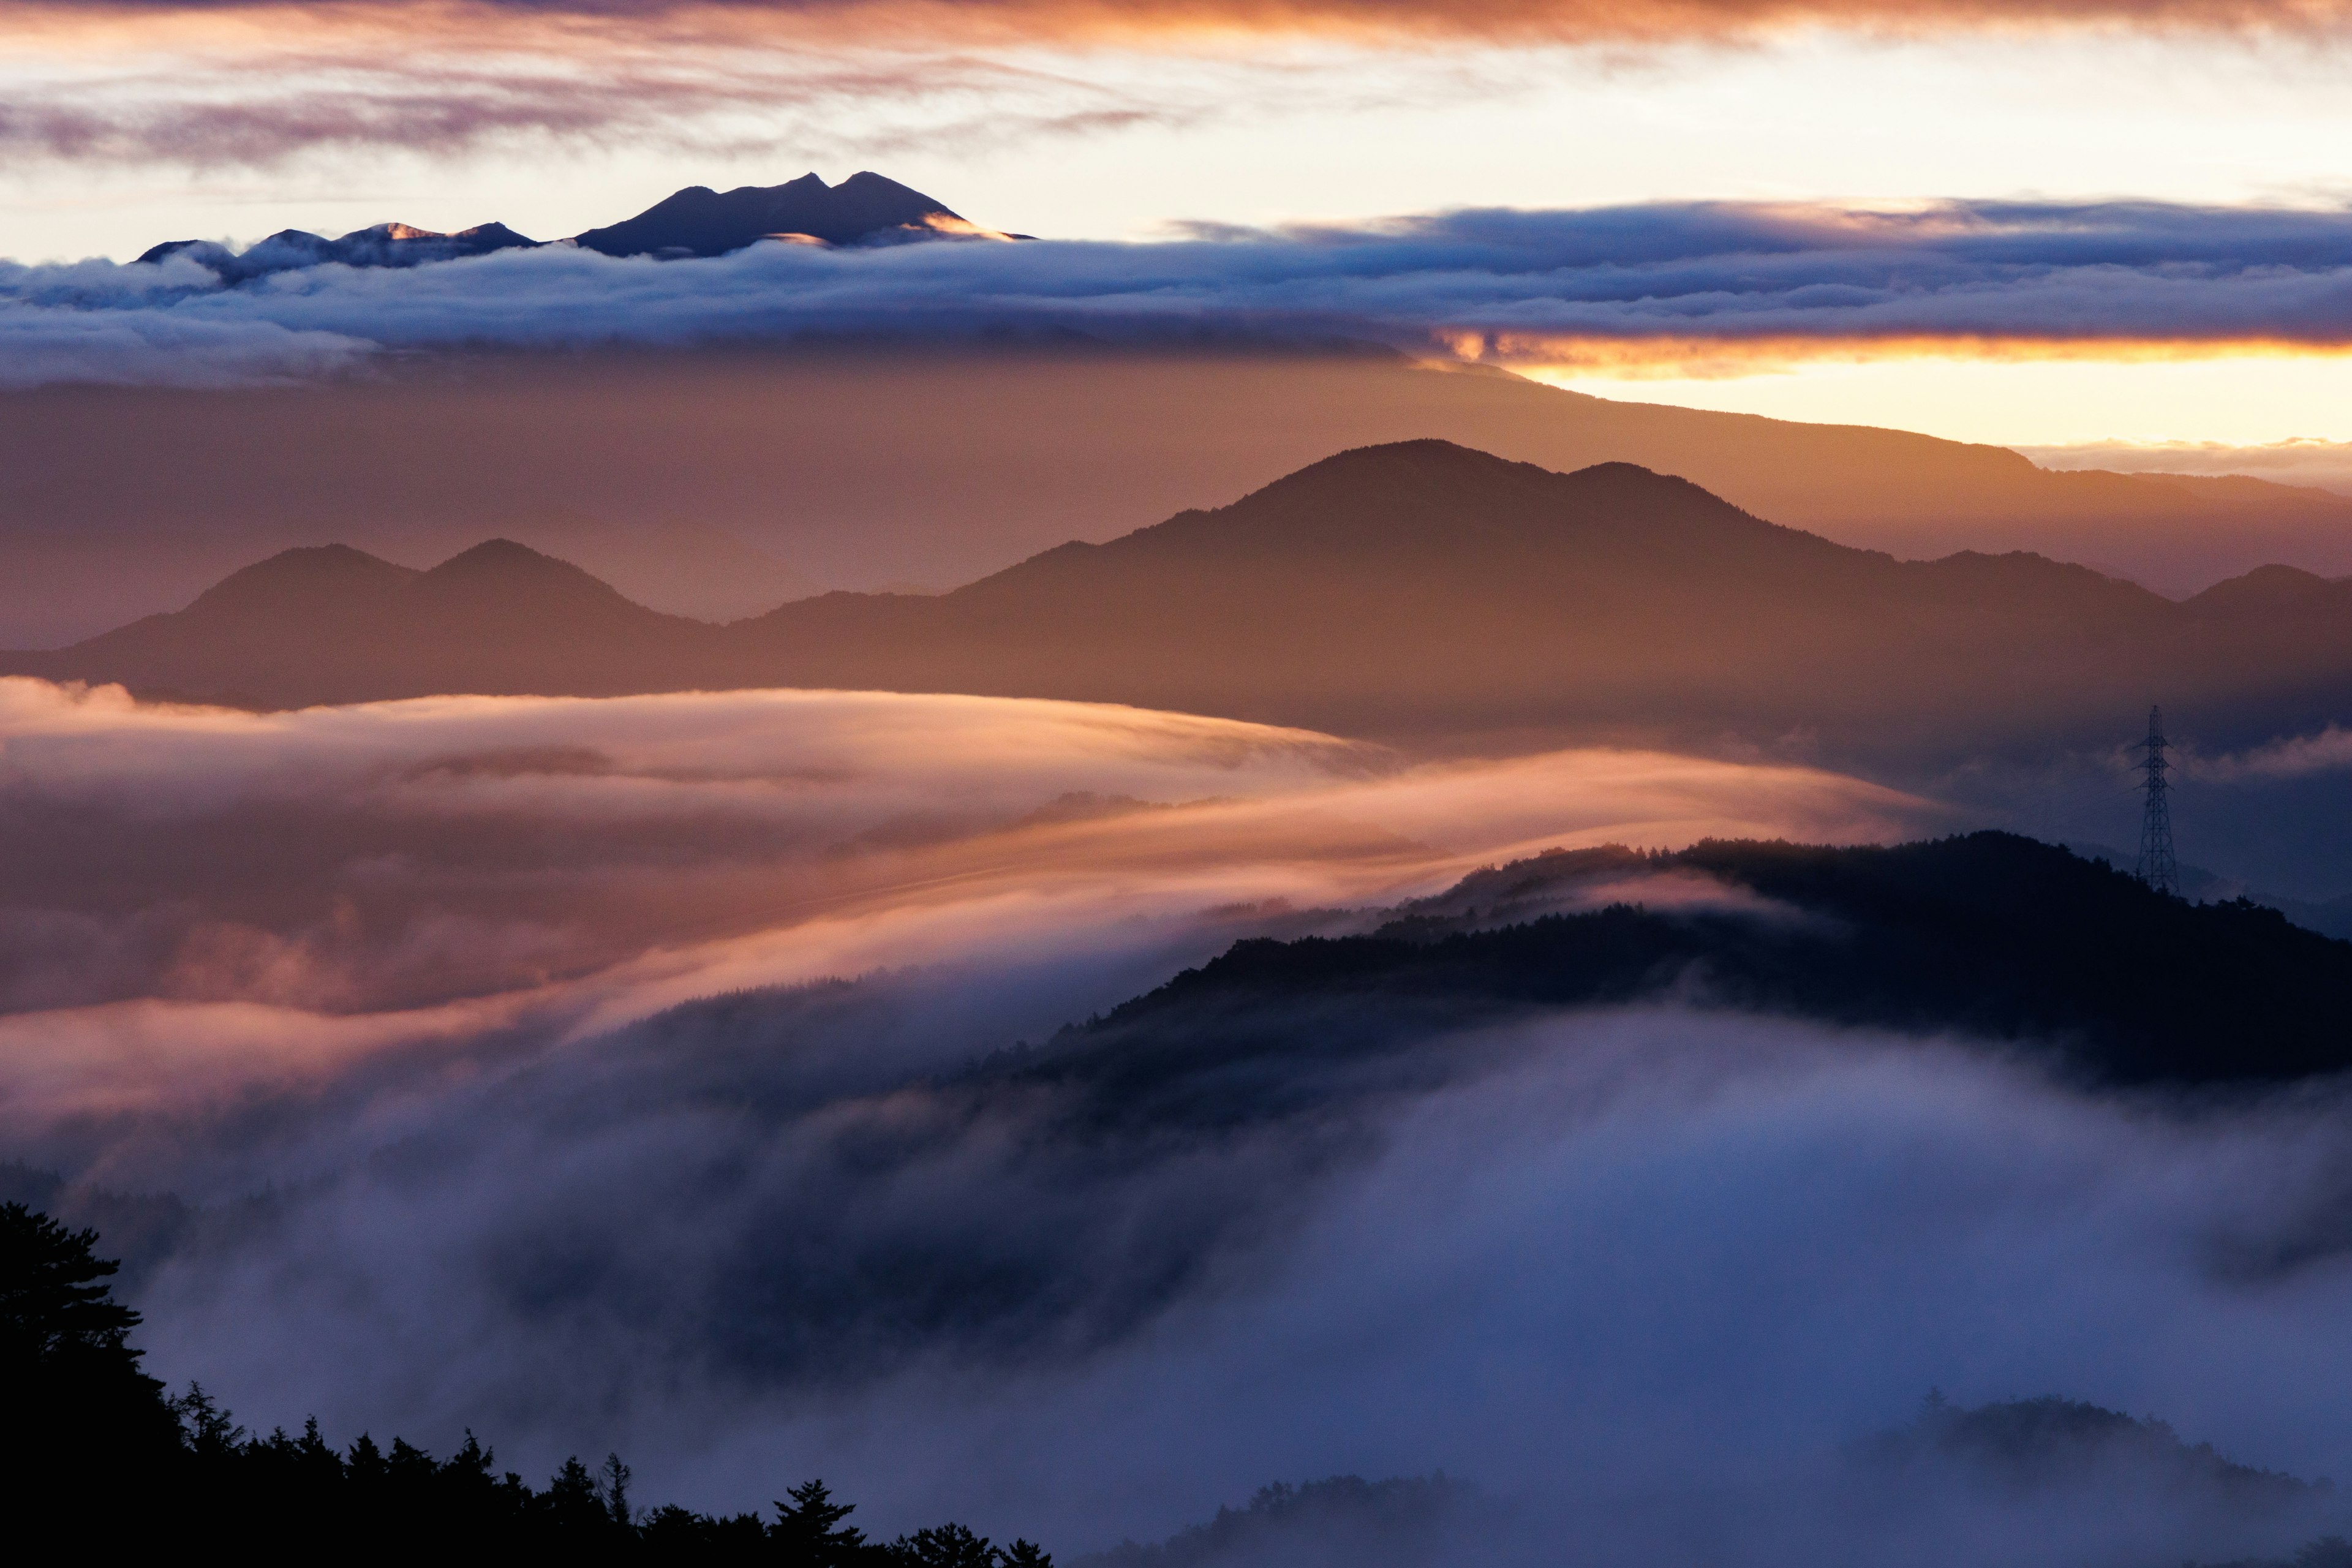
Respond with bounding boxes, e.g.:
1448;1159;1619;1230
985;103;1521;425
138;221;541;282
9;440;2352;763
135;172;993;279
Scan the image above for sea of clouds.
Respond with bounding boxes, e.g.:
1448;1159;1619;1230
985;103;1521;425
6;198;2352;387
10;676;2352;1562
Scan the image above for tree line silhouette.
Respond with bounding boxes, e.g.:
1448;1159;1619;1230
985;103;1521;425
0;1199;1049;1561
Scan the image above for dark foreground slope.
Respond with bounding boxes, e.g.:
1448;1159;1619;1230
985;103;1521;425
1;1204;1049;1561
18;442;2348;764
1014;833;2352;1106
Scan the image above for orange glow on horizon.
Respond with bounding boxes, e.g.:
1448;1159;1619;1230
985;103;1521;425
1476;334;2352;380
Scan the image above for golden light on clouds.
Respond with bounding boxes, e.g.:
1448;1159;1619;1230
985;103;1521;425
0;677;1937;1126
1490;336;2352;380
1526;349;2352;445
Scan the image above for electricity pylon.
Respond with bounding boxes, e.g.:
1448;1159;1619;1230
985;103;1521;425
2135;706;2177;897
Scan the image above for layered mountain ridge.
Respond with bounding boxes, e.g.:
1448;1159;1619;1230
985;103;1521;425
9;440;2351;766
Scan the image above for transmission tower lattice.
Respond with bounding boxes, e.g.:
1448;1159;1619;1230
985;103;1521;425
2135;705;2178;897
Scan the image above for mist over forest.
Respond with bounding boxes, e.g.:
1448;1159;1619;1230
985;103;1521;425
7;443;2352;1562
17;774;2352;1563
10;15;2352;1544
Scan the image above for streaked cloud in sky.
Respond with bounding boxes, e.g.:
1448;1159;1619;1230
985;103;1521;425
2022;436;2352;494
20;0;2352;40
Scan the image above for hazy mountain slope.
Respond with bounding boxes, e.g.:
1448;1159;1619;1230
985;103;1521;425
487;515;820;621
6;349;2347;647
729;441;2346;758
12;540;729;707
1074;1399;2331;1568
13;442;2352;763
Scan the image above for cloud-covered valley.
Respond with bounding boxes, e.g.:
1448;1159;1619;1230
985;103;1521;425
12;677;2352;1562
0;677;1926;1136
10;197;2352;387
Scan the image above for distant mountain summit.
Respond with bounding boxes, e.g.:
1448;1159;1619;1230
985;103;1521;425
574;172;1002;258
138;222;538;282
135;172;1006;279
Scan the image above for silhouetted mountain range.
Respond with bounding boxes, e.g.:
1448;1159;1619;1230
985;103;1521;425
13;352;2352;650
135;172;993;281
138;221;538;281
14;442;2350;766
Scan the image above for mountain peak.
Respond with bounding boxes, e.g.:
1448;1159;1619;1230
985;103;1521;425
184;544;417;617
423;538;591;581
135;173;988;278
2188;562;2349;617
573;172;973;258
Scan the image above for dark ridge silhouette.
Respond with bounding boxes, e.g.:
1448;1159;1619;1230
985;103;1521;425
1079;1405;2330;1568
132;172;993;283
575;172;978;258
15;441;2349;766
1003;833;2352;1108
0;1198;1054;1560
1866;1393;2322;1502
140;221;539;282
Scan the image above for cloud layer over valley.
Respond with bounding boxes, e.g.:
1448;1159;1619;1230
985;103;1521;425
0;677;1926;1139
10;678;2352;1562
11;198;2352;388
69;974;2352;1566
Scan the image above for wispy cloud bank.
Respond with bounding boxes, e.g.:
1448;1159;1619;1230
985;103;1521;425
7;197;2352;385
20;0;2352;43
0;34;1199;170
4;2;2345;180
0;676;1923;1055
2022;436;2352;496
8;675;2350;1561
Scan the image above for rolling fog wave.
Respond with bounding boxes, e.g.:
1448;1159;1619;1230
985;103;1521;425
10;676;2347;1563
112;1000;2352;1567
0;676;1924;1169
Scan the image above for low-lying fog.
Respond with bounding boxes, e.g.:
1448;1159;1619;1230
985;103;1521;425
7;676;2351;1565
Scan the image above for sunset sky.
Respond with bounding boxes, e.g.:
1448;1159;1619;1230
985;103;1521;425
5;1;2352;445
